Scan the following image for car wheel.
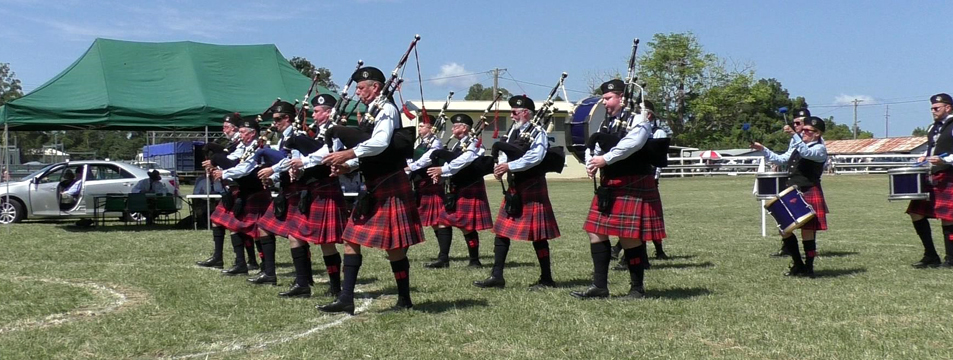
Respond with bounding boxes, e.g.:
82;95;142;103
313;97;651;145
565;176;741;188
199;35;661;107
0;199;25;224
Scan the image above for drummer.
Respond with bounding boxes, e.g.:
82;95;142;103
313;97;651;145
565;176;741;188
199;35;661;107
907;94;953;268
752;116;829;277
768;108;812;258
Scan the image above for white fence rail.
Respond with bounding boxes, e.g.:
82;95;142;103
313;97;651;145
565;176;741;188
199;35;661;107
661;154;923;177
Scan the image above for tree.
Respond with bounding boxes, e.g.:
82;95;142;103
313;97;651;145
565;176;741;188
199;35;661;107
823;117;873;140
464;83;512;101
0;63;23;106
288;57;338;91
912;127;928;136
637;32;721;139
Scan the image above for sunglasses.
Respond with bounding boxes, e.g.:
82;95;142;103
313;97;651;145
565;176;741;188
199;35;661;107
932;106;946;112
793;121;803;126
802;128;818;134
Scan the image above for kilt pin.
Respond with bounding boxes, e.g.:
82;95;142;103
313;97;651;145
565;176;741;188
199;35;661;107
583;174;666;240
493;176;560;241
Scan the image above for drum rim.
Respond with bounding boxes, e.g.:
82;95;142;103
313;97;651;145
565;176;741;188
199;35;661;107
777;185;799;198
755;172;790;178
780;213;816;236
887;194;930;201
887;167;930;174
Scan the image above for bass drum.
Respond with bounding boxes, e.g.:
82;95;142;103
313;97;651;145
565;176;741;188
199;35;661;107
564;96;605;164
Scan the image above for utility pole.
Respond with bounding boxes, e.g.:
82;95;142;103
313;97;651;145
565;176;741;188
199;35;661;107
852;98;863;139
884;105;889;138
491;68;505;100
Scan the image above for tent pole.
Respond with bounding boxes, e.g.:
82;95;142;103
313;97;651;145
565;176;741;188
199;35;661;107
205;126;210;231
3;122;9;232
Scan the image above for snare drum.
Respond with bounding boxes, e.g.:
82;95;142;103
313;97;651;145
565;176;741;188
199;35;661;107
764;186;817;236
887;167;930;201
564;96;605;164
754;172;789;200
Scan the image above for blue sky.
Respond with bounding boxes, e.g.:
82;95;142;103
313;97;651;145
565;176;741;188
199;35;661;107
1;0;949;137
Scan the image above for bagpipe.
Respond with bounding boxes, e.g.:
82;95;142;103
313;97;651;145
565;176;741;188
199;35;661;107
314;59;364;139
428;91;455;147
490;73;568;176
293;74;322;138
429;91;505;177
360;35;420;127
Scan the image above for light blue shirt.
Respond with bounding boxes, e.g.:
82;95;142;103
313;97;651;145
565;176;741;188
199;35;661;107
132;178;169;194
408;136;444;171
585;120;651;165
353;102;399;158
498;121;548;172
221;140;257;180
762;135;828;165
63;180;83;197
441;135;486;177
269;126;300;174
193;176;224;195
225;139;245;161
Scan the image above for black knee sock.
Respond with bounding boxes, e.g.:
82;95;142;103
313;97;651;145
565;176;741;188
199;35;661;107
802;240;816;269
464;231;480;261
942;225;953;262
533;240;553;282
914;219;938;257
212;226;225;259
253;239;263;264
290;246;312;287
243;236;256;265
339;254;362;302
623;246;646;290
653;240;663;254
492;236;510;278
783;235;804;267
390;257;411;300
324;253;342;293
230;233;247;266
260;235;276;276
591;241;612;289
434;227;453;261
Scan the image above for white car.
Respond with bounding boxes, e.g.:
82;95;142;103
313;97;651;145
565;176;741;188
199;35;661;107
0;160;180;224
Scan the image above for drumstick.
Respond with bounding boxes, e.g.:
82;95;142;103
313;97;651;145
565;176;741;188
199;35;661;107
914;152;948;167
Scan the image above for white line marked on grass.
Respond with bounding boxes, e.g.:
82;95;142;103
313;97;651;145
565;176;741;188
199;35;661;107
0;277;129;334
168;296;373;359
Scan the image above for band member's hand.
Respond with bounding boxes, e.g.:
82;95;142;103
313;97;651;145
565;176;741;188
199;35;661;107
290;158;304;170
588;156;607;169
586;165;598;178
751;142;765;151
783;125;795;135
493;163;510;178
428;167;443;183
918;156;926;163
322;149;356;166
211;170;223;181
404;166;411;173
928;156;944;165
330;163;351;177
257;167;275;181
201;160;212;169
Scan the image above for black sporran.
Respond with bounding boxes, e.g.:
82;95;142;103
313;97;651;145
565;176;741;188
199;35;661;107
596;185;614;214
297;190;311;215
220;190;234;210
444;191;458;212
231;197;245;217
503;191;522;217
272;191;288;220
351;190;374;220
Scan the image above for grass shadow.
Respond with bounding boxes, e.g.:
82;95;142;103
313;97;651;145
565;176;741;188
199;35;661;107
650;261;715;270
413;299;489;314
812;267;866;278
646;287;712;300
651;254;698;261
821;251;859;258
557;278;595;288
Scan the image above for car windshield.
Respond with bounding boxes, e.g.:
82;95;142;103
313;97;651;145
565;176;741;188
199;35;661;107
20;164;56;181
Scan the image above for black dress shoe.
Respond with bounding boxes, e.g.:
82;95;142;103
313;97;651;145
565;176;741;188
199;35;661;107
196;257;224;268
529;278;556;291
247;273;278;285
278;284;311;298
390;296;413;311
623;287;645;299
248;260;261;271
784;265;806;277
467;260;483;268
940;260;953;268
318;298;355;315
571;286;610;299
424;259;449;269
473;276;506;288
655;251;671;260
912;255;942;268
222;264;249;276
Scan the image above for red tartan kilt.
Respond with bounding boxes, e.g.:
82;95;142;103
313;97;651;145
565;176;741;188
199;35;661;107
930;172;953;221
292;178;347;245
583;174;666;240
493;176;560;241
415;179;446;227
257;183;305;238
342;170;424;250
439;178;494;232
799;185;828;231
210;188;272;238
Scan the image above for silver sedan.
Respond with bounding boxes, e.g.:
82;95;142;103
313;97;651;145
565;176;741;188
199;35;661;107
0;160;179;224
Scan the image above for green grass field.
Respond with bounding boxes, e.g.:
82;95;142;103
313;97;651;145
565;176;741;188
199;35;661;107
1;175;952;359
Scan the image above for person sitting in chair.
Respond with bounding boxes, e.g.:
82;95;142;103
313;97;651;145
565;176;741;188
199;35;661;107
131;170;168;224
59;169;83;210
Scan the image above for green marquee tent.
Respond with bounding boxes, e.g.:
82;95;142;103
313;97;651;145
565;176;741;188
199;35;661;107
0;38;357;131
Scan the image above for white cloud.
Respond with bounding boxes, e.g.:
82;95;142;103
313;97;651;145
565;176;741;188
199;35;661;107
834;94;876;106
431;62;479;88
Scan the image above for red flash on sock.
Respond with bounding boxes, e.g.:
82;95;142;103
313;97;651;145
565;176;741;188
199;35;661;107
394;271;408;280
806;250;817;258
630;257;642;265
537;249;550;258
327;265;340;274
467;240;479;248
